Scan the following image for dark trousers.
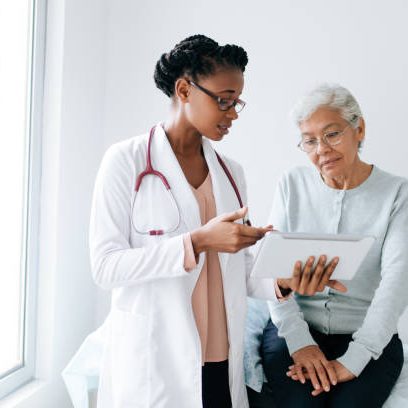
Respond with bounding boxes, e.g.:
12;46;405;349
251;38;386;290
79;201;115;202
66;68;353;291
261;320;403;408
202;360;232;408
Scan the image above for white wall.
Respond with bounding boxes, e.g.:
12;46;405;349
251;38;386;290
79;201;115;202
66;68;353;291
7;1;408;406
99;0;408;335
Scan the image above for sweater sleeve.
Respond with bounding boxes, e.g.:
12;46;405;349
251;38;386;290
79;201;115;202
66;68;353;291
338;183;408;376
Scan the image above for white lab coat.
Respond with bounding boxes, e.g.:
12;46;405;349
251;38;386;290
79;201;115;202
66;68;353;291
64;125;278;408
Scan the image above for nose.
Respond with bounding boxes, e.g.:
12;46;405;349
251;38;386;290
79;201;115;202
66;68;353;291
315;138;332;155
226;106;239;120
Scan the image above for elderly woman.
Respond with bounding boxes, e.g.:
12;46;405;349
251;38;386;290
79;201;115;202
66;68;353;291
245;83;408;408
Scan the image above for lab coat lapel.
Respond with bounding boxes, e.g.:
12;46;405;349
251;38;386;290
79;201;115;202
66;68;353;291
202;139;240;273
149;125;201;232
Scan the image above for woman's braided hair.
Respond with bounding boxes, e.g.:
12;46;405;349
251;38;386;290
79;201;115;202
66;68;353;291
154;34;248;97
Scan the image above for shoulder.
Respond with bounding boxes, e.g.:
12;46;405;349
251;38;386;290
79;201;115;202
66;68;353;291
282;165;314;179
96;133;150;186
369;169;408;229
104;133;148;161
278;165;318;191
372;166;408;190
224;156;245;177
373;168;408;211
213;149;245;180
365;166;408;204
100;133;149;170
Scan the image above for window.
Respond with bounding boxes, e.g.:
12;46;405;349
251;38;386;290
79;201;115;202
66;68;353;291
0;0;45;398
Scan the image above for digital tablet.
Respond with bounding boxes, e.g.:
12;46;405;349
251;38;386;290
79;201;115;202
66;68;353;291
250;232;375;280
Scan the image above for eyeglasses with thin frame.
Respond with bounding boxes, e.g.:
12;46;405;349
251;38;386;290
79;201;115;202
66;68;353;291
298;124;352;153
187;79;246;113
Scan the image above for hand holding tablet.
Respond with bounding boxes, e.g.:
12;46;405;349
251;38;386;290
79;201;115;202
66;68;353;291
251;232;375;281
276;254;345;295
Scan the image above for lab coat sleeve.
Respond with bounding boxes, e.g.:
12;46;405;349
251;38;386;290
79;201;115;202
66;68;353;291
90;144;195;290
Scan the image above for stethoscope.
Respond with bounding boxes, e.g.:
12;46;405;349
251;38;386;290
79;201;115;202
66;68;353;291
132;125;251;236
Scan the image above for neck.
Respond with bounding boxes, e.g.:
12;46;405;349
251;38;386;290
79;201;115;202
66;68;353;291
322;158;373;190
163;112;203;157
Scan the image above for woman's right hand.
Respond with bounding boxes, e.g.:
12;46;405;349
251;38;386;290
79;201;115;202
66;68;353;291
289;345;337;393
190;207;272;255
277;255;347;295
287;359;355;396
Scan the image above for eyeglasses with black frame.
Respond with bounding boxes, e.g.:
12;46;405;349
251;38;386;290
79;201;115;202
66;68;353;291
298;125;352;153
187;79;246;113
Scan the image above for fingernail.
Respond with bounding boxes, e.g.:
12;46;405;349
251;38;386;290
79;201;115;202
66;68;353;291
325;386;330;392
332;381;337;385
315;384;320;390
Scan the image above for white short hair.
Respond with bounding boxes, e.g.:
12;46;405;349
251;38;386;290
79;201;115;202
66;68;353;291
291;83;363;128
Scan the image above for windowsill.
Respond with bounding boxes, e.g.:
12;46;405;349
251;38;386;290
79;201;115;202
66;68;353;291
0;380;46;408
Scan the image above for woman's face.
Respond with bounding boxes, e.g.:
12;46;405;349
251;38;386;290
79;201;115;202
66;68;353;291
299;108;365;179
182;68;245;141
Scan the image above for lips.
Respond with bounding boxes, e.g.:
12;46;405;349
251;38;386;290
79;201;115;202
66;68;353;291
217;124;231;135
320;158;341;167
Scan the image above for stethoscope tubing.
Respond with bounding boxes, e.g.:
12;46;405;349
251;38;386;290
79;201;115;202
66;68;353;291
131;125;250;236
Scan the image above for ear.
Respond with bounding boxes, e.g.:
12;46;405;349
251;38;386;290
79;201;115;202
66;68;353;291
355;117;365;143
174;78;190;104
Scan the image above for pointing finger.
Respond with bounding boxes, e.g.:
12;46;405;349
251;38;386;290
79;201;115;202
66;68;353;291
220;206;248;223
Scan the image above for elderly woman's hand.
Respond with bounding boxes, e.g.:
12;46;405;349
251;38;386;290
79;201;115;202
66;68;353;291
277;255;346;296
287;359;356;396
288;345;337;393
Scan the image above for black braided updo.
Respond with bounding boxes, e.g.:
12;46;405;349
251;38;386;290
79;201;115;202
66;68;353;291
154;34;248;97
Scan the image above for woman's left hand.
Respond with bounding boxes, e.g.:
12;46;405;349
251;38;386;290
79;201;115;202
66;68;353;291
287;360;356;396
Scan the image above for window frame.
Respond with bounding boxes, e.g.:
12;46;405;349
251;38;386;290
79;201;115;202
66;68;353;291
0;0;46;399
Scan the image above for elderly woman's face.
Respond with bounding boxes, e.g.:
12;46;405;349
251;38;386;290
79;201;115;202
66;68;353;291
299;108;365;178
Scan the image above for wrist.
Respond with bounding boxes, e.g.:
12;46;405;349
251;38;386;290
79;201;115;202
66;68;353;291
276;279;293;297
278;286;293;297
190;228;207;256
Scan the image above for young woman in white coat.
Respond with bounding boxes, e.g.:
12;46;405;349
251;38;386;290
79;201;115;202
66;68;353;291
90;35;343;408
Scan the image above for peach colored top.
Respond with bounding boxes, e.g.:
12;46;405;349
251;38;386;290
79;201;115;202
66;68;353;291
183;173;229;363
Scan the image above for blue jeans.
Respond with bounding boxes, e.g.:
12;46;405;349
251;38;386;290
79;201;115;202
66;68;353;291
261;320;403;408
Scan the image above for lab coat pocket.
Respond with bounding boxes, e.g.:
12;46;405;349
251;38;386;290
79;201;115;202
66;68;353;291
109;309;149;407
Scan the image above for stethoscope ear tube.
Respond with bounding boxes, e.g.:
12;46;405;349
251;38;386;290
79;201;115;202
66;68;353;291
135;126;171;192
131;184;181;236
214;151;251;225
